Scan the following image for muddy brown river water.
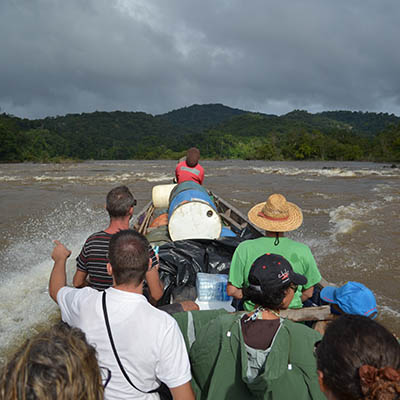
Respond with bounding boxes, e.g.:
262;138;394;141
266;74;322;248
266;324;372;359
0;160;399;363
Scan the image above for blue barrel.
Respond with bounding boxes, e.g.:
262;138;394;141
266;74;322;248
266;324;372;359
168;183;222;241
168;181;209;204
168;184;217;219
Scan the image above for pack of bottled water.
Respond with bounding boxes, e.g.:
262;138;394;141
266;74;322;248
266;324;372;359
196;273;231;302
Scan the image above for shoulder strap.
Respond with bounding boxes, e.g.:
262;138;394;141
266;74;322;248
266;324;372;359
102;291;158;394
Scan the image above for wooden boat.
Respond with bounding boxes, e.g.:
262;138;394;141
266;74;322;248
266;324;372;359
133;191;264;239
132;187;334;323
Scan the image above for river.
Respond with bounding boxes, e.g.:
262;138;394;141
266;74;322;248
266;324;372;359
0;160;399;364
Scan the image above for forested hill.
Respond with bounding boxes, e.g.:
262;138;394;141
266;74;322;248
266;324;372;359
317;110;400;135
0;104;399;162
158;103;247;133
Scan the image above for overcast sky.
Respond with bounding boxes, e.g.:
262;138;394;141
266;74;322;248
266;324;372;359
1;0;400;119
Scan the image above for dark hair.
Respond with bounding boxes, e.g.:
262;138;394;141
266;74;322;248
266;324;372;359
186;147;200;167
316;314;400;400
243;282;291;310
0;322;103;400
106;185;135;218
108;229;149;286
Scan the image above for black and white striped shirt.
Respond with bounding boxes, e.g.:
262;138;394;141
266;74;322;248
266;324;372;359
76;231;157;291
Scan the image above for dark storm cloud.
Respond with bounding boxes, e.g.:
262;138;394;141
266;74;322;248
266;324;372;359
1;0;399;118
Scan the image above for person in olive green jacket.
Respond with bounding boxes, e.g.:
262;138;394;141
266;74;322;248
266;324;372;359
173;253;325;400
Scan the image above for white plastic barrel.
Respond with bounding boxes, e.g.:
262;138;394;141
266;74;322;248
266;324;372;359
168;201;222;241
152;184;177;208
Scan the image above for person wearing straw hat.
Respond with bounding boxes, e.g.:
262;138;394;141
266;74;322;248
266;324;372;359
227;193;321;311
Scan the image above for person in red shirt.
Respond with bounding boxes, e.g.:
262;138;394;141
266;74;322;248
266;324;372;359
175;147;204;185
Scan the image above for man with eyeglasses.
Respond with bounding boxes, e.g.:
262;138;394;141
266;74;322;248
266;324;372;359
73;186;163;303
171;253;324;399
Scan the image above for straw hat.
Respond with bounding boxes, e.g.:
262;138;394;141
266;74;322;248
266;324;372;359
248;194;303;232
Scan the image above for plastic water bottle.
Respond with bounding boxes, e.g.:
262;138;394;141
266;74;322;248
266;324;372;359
196;273;231;301
219;280;230;301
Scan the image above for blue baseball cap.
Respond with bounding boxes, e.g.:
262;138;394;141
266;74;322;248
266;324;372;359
321;281;377;319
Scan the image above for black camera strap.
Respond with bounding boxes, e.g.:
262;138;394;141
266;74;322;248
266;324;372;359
102;291;159;394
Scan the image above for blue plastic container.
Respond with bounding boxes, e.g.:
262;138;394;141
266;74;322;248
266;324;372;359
220;226;237;237
196;273;232;302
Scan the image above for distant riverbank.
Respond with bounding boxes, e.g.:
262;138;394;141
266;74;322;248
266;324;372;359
1;107;399;163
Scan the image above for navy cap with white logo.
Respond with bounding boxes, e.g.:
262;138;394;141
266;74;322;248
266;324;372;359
248;253;307;293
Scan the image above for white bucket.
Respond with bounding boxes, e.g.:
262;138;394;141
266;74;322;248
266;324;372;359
152;184;177;208
168;201;222;241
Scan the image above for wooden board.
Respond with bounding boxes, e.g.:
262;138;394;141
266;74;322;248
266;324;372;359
281;305;334;322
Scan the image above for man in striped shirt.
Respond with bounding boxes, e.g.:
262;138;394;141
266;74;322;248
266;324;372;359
73;186;163;302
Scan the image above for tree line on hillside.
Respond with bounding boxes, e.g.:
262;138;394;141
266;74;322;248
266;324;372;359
0;106;399;162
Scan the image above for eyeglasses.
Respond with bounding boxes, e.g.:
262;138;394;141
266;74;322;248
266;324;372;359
100;366;112;388
290;283;298;292
313;340;322;358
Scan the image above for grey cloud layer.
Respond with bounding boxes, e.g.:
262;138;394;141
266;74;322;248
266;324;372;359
1;0;399;118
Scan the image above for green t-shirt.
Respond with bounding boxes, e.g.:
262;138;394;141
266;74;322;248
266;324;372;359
229;237;321;310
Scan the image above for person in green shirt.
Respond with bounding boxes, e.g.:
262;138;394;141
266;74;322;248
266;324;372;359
173;253;325;400
227;193;321;311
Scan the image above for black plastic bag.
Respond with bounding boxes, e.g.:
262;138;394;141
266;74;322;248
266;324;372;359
157;236;248;305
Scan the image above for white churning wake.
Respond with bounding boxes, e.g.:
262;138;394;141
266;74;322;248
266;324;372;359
0;171;174;185
329;200;383;237
0;201;104;363
252;166;400;178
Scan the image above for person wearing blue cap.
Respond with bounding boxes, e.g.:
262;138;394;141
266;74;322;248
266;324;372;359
313;281;378;335
320;281;378;319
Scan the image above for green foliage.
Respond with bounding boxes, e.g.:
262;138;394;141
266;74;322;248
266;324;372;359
0;106;399;163
0;116;22;161
318;111;400;135
371;124;400;161
157;103;246;134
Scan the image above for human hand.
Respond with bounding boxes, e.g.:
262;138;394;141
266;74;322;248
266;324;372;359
52;240;72;262
153;252;160;270
179;301;200;312
148;245;160;271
